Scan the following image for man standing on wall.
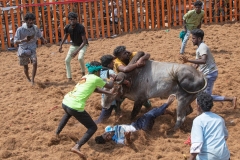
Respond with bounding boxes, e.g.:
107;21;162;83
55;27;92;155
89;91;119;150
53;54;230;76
180;1;204;54
59;12;88;81
14;13;47;85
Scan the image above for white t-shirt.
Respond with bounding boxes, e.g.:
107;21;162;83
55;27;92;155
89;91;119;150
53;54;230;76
196;42;218;75
190;112;230;160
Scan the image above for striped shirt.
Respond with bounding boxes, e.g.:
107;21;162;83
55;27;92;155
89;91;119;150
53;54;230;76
111;125;137;144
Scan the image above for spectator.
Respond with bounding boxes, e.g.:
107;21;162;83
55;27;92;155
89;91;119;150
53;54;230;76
188;92;230;160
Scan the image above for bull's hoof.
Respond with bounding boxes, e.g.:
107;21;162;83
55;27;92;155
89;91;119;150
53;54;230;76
165;129;179;138
186;105;193;116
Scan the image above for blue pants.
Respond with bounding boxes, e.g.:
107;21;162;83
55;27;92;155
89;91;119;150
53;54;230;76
95;105;118;124
131;103;168;131
204;71;224;101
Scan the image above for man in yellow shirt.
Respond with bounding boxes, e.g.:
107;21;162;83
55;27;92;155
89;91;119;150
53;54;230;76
56;61;115;159
113;46;150;73
113;45;152;108
180;1;204;54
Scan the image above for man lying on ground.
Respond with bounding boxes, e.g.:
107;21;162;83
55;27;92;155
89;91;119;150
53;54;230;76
95;94;176;145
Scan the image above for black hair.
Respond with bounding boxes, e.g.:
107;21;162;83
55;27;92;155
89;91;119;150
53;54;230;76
191;29;204;40
68;12;78;19
194;1;203;7
196;92;213;112
24;13;36;21
90;61;101;66
100;55;114;67
113;46;126;57
95;136;106;144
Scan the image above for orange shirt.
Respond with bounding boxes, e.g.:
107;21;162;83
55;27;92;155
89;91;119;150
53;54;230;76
113;52;137;73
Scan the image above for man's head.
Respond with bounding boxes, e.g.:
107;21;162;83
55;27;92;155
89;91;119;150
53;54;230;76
194;1;203;14
113;46;131;61
100;55;115;69
24;13;36;28
196;92;213;112
68;12;78;27
95;131;114;144
85;61;102;76
95;126;115;144
191;29;204;46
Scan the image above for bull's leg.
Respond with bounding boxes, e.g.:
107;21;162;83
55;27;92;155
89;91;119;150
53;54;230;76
174;94;196;130
131;100;144;120
186;105;193;116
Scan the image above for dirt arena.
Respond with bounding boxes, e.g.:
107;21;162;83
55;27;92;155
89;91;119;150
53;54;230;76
0;23;240;160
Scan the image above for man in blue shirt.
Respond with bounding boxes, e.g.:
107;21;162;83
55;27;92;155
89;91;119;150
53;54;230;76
94;94;176;145
189;92;230;160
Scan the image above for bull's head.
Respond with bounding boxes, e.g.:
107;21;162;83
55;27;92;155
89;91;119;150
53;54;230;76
101;80;124;109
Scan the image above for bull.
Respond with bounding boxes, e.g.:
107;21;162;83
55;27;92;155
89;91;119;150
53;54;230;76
102;52;207;130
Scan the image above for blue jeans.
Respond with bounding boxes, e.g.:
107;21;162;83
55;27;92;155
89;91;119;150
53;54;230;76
132;103;168;131
95;105;118;124
180;30;191;54
204;71;224;101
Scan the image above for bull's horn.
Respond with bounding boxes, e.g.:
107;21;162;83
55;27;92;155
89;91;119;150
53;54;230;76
116;77;125;85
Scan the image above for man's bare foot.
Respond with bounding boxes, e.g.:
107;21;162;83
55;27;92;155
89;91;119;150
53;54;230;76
232;97;237;109
70;144;86;159
166;94;176;105
56;134;60;139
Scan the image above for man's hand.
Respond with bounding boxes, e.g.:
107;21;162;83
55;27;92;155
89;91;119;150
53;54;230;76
123;80;131;88
109;74;116;80
27;35;34;41
59;46;63;53
71;50;79;58
136;58;146;67
109;87;118;95
40;37;47;44
124;132;131;145
42;39;48;44
179;55;189;64
191;63;199;69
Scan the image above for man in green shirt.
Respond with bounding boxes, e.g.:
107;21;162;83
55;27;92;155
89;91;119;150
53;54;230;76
56;61;115;159
180;1;204;54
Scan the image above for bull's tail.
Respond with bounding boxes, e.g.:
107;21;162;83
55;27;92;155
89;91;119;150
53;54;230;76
178;76;207;94
168;66;207;94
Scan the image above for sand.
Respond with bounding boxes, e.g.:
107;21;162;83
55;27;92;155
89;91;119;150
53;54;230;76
0;22;240;160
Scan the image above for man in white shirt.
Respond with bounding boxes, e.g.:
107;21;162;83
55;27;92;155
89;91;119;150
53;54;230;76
179;29;237;108
95;94;176;145
188;92;230;160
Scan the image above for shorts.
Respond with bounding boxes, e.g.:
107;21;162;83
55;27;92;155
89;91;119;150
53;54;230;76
18;54;37;66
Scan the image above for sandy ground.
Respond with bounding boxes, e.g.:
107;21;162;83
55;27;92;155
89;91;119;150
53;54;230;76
0;22;240;160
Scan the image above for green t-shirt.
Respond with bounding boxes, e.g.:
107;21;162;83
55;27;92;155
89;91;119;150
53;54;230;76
62;74;106;111
183;10;204;31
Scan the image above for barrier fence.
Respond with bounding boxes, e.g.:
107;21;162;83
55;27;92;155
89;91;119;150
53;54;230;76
0;0;240;50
